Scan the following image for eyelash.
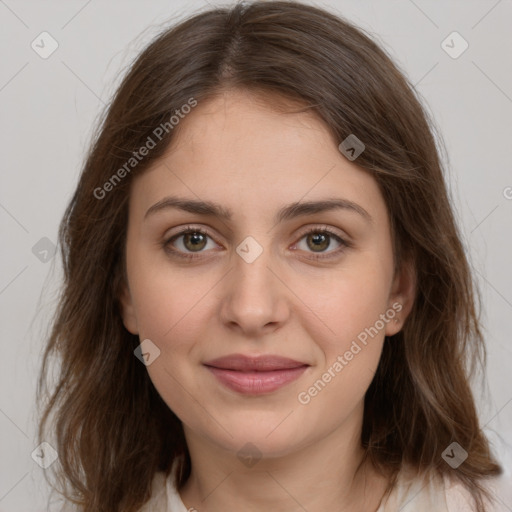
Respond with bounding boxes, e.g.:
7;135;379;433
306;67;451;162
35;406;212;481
163;225;351;261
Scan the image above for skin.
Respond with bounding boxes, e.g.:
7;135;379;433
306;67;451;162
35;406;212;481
120;89;415;512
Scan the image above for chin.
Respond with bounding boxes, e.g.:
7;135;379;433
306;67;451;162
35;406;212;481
204;414;313;460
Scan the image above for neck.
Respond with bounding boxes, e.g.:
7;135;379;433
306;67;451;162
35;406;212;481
179;404;389;512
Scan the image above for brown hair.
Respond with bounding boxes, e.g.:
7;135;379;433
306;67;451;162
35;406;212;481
37;1;501;511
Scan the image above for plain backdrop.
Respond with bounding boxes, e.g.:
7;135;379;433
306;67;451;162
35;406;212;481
0;1;511;510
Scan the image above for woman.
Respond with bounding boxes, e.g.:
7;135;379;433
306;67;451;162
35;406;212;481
38;2;506;511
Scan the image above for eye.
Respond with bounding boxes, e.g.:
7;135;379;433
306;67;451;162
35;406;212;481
292;226;350;260
163;225;351;261
163;226;220;259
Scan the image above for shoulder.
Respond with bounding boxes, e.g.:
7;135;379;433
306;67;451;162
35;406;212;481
379;466;511;512
138;463;189;512
137;471;169;511
378;467;448;511
443;475;479;511
445;472;512;512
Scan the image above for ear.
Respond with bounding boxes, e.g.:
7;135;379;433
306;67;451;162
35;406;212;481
385;259;416;336
119;281;139;335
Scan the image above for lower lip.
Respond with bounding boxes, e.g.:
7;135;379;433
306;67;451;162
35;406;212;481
205;365;308;395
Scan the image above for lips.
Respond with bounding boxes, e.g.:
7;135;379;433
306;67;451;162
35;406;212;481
203;354;308;371
203;354;309;394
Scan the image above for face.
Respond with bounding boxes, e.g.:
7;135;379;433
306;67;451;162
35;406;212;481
120;89;414;459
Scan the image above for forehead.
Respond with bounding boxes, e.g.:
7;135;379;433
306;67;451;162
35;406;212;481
129;89;387;226
169;89;338;169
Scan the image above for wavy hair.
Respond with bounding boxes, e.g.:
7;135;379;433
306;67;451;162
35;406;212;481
37;1;501;511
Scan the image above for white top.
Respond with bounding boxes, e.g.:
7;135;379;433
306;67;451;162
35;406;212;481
139;462;512;511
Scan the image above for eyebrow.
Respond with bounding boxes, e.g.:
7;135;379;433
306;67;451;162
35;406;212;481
144;195;372;224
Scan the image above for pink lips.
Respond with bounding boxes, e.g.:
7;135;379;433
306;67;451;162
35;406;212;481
203;354;309;395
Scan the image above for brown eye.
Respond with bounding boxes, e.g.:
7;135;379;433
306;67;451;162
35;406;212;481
306;232;331;252
292;227;350;260
182;232;208;252
164;227;219;259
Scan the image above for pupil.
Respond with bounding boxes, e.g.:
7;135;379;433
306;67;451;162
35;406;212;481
185;233;206;251
308;233;329;251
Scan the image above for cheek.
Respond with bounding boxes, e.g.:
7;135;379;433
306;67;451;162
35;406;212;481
296;340;383;429
294;268;390;413
129;267;214;428
292;259;393;351
128;251;215;341
127;257;214;367
291;258;392;408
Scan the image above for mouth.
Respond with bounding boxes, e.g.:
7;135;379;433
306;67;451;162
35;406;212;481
203;354;310;395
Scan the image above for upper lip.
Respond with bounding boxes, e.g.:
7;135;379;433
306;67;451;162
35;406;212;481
203;354;309;371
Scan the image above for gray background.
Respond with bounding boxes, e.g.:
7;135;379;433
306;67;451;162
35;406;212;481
0;1;511;510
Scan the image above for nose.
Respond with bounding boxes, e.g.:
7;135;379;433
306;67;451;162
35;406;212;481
218;242;290;338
